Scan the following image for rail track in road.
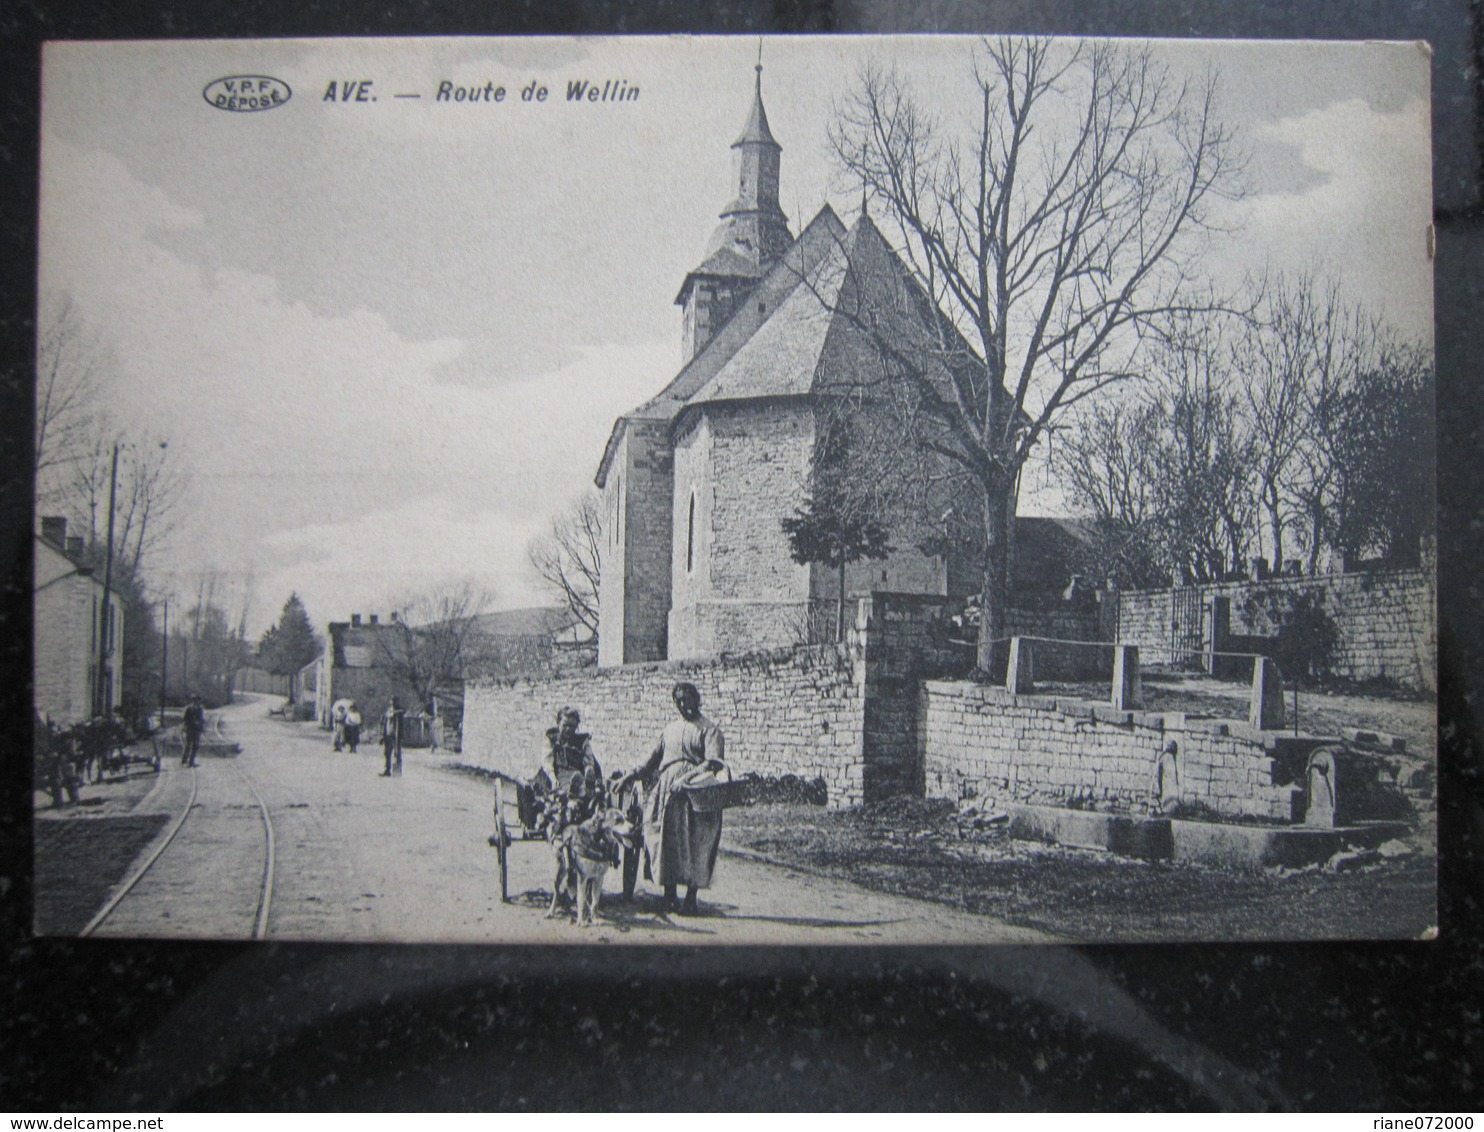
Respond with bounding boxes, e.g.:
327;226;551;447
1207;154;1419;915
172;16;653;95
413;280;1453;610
80;712;278;940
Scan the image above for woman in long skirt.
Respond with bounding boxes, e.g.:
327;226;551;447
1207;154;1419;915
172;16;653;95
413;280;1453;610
623;681;725;916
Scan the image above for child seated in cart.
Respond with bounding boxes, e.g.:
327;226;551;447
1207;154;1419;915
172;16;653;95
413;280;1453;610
519;706;604;833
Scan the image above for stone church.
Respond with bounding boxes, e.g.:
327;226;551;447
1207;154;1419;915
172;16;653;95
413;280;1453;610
595;69;1065;667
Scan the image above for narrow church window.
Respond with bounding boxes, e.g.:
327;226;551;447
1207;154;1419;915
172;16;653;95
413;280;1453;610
687;491;696;573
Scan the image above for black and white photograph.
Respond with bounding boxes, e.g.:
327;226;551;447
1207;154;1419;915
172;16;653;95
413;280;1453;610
32;34;1436;946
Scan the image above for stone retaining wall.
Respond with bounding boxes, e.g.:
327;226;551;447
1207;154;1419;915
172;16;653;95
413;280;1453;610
921;681;1310;822
1115;569;1435;691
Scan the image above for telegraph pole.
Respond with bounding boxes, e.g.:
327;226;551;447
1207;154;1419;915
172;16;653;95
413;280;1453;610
159;597;169;729
95;443;119;719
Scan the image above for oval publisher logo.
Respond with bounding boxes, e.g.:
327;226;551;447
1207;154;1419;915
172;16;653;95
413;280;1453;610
203;75;291;113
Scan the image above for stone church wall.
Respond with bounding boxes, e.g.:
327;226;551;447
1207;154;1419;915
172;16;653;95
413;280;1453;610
1114;568;1435;691
598;420;674;667
669;401;815;660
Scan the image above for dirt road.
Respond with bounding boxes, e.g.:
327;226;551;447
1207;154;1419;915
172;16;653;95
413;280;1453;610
43;695;1050;945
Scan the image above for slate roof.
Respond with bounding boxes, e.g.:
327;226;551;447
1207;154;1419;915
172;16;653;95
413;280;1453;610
733;75;780;148
683;246;766;284
595;205;990;486
1012;517;1099;594
468;606;575;638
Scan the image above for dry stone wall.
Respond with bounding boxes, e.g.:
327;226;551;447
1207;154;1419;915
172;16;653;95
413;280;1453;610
1115;569;1435;691
1004;607;1105;680
922;681;1309;822
464;644;870;805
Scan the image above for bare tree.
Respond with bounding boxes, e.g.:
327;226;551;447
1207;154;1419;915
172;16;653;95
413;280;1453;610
1052;321;1255;586
35;293;105;506
1049;398;1166;588
828;37;1241;670
1237;274;1369;573
527;493;602;649
377;583;493;715
1147;329;1256;582
68;432;182;573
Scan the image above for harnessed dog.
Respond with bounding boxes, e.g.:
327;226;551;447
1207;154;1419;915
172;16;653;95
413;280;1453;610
547;807;636;926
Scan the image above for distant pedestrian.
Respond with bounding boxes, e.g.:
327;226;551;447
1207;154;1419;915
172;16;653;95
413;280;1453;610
380;697;404;777
331;698;353;751
182;697;205;767
344;703;362;753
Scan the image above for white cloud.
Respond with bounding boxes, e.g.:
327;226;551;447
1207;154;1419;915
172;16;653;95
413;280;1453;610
1240;97;1433;340
39;137;670;634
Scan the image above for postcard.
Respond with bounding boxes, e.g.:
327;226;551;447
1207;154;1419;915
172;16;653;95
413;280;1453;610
33;35;1436;944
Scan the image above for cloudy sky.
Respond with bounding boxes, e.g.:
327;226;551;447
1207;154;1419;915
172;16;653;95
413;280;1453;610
38;36;1432;636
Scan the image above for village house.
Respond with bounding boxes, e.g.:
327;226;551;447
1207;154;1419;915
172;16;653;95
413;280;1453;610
595;68;1085;666
33;515;123;726
314;613;422;731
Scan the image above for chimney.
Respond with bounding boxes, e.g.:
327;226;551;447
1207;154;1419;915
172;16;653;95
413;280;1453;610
351;614;362;627
66;536;86;559
368;614;379;625
40;515;66;548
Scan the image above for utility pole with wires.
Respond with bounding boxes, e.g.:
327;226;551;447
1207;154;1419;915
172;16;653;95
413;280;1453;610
94;442;118;719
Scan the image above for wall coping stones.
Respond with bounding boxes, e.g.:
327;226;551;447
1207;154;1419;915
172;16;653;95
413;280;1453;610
471;641;855;689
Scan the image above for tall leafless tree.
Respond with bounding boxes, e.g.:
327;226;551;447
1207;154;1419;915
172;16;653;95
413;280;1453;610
69;431;182;574
828;37;1242;670
1051;321;1255;586
1238;274;1373;574
527;492;602;650
35;293;104;507
377;583;493;716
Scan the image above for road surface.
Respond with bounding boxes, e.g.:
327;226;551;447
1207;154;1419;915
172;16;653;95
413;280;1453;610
51;695;1051;945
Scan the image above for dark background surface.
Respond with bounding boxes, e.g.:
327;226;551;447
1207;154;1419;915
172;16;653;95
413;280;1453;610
2;0;1481;1111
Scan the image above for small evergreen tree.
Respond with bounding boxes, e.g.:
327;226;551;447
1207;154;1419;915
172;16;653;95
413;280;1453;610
782;498;892;643
257;593;321;699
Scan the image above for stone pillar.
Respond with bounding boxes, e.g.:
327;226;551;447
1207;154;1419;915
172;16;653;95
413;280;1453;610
1204;595;1231;677
1249;655;1286;730
1153;740;1181;815
1111;644;1142;710
1006;637;1034;694
1304;748;1338;827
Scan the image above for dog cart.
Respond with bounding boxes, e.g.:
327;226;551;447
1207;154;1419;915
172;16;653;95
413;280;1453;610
488;768;607;904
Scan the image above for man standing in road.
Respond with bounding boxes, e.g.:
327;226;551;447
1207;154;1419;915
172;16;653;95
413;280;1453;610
621;682;725;917
380;696;404;777
181;696;205;768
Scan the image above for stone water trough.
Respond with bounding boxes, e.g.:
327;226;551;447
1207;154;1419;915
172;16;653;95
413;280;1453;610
981;642;1421;869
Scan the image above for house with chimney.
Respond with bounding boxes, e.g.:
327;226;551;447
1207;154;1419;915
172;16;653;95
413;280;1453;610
34;515;123;726
594;67;1086;666
314;612;422;730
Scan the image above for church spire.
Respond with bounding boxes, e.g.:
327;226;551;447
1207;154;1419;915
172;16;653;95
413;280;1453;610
715;49;789;262
734;48;778;148
676;51;793;361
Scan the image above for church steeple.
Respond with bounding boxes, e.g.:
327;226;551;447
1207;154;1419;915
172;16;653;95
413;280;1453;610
716;56;790;265
676;54;793;362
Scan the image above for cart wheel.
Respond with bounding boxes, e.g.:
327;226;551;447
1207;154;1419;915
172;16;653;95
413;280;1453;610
493;778;510;903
